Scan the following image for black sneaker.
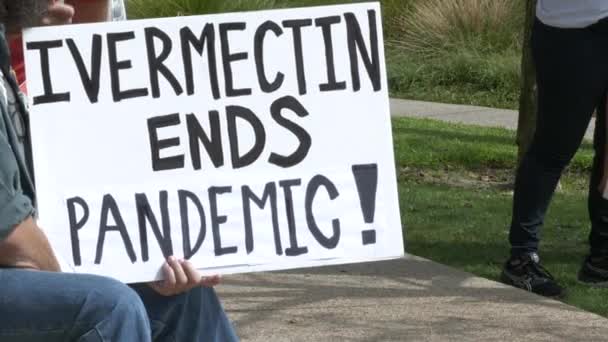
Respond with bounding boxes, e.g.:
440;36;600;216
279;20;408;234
578;255;608;286
500;253;564;298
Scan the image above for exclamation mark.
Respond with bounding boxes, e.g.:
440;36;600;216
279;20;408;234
352;164;378;245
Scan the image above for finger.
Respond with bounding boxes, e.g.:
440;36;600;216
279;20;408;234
149;281;172;296
181;260;202;286
168;256;188;287
149;281;163;292
202;276;220;287
199;277;214;287
200;275;221;287
157;286;174;297
161;261;176;288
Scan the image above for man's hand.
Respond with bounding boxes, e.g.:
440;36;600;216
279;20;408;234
149;256;221;296
0;217;61;272
41;1;75;26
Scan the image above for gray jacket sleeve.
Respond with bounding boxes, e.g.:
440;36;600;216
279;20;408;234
0;99;34;241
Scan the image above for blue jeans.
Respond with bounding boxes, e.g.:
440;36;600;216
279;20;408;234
0;269;239;341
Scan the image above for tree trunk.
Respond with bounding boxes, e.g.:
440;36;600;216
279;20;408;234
516;0;537;163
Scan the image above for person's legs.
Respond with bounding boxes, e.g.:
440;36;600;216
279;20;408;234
0;268;151;342
502;20;608;296
509;21;607;257
131;283;239;342
588;95;608;256
585;18;608;261
579;55;608;285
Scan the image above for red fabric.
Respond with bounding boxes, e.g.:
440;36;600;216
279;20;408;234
9;36;26;93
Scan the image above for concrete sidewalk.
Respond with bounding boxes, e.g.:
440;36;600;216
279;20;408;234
219;257;608;341
389;98;596;140
217;99;606;341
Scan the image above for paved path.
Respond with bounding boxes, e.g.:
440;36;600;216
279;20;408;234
219;256;608;341
389;98;596;140
217;99;606;341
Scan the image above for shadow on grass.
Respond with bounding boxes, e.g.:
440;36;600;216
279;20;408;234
393;118;595;154
396;126;517;147
407;240;586;270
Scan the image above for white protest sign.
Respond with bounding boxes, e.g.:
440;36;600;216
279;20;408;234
23;3;404;283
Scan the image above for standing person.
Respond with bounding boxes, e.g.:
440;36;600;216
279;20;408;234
0;1;239;340
501;1;608;297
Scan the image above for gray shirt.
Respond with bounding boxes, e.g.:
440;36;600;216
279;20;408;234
537;0;608;28
1;72;26;158
0;26;35;240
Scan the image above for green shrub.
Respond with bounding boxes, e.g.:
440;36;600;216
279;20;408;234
383;0;523;108
126;0;279;18
387;0;523;58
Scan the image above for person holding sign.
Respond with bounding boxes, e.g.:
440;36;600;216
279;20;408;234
0;1;238;341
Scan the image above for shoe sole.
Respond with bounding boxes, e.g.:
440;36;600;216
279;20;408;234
577;279;608;287
500;270;565;299
576;263;608;288
577;270;608;288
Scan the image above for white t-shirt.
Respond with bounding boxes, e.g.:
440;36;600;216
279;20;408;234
111;0;127;21
537;0;608;28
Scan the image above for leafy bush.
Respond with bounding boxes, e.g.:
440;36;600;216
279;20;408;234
383;0;523;108
387;0;523;58
126;0;279;18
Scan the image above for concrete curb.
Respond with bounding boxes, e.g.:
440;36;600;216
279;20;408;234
219;257;608;341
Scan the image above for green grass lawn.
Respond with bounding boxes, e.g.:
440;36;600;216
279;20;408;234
393;117;608;317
